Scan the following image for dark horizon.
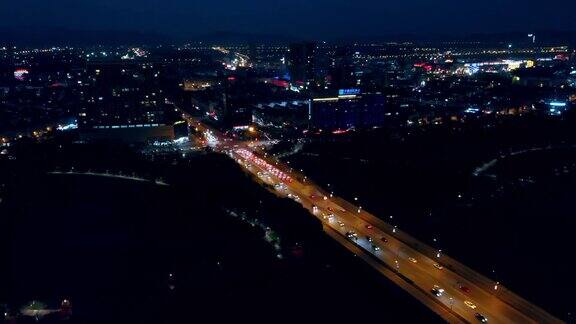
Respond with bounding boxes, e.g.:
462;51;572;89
2;0;576;45
2;26;576;46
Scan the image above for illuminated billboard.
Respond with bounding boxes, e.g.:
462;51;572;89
338;88;361;96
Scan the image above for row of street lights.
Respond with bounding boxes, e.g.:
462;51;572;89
271;155;505;304
279;160;504;296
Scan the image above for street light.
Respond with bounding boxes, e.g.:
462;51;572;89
436;249;442;258
357;206;362;213
393;225;397;233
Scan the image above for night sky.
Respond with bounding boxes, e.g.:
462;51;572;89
2;0;576;40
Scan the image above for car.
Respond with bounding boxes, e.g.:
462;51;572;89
346;231;358;240
475;313;488;322
431;285;444;297
464;301;477;309
338;221;345;227
365;224;373;229
459;285;471;293
372;244;381;251
408;257;418;263
381;237;388;243
433;263;443;270
366;236;373;242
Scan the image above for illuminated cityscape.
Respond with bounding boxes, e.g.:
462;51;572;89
1;2;576;323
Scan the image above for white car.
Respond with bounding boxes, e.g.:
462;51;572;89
433;263;443;270
475;313;488;322
431;285;444;297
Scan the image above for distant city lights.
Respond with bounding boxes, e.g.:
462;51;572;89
464;107;480;114
57;122;79;131
14;68;29;81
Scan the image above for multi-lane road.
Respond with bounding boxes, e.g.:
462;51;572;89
185;115;563;323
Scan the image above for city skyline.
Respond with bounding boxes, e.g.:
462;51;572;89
2;3;576;322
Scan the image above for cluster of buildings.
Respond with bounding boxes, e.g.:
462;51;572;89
1;40;575;145
0;46;188;143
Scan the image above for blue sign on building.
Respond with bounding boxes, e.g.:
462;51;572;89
338;88;361;96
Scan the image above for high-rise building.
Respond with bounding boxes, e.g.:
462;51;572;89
0;45;15;85
77;62;183;143
288;42;316;86
329;46;356;89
